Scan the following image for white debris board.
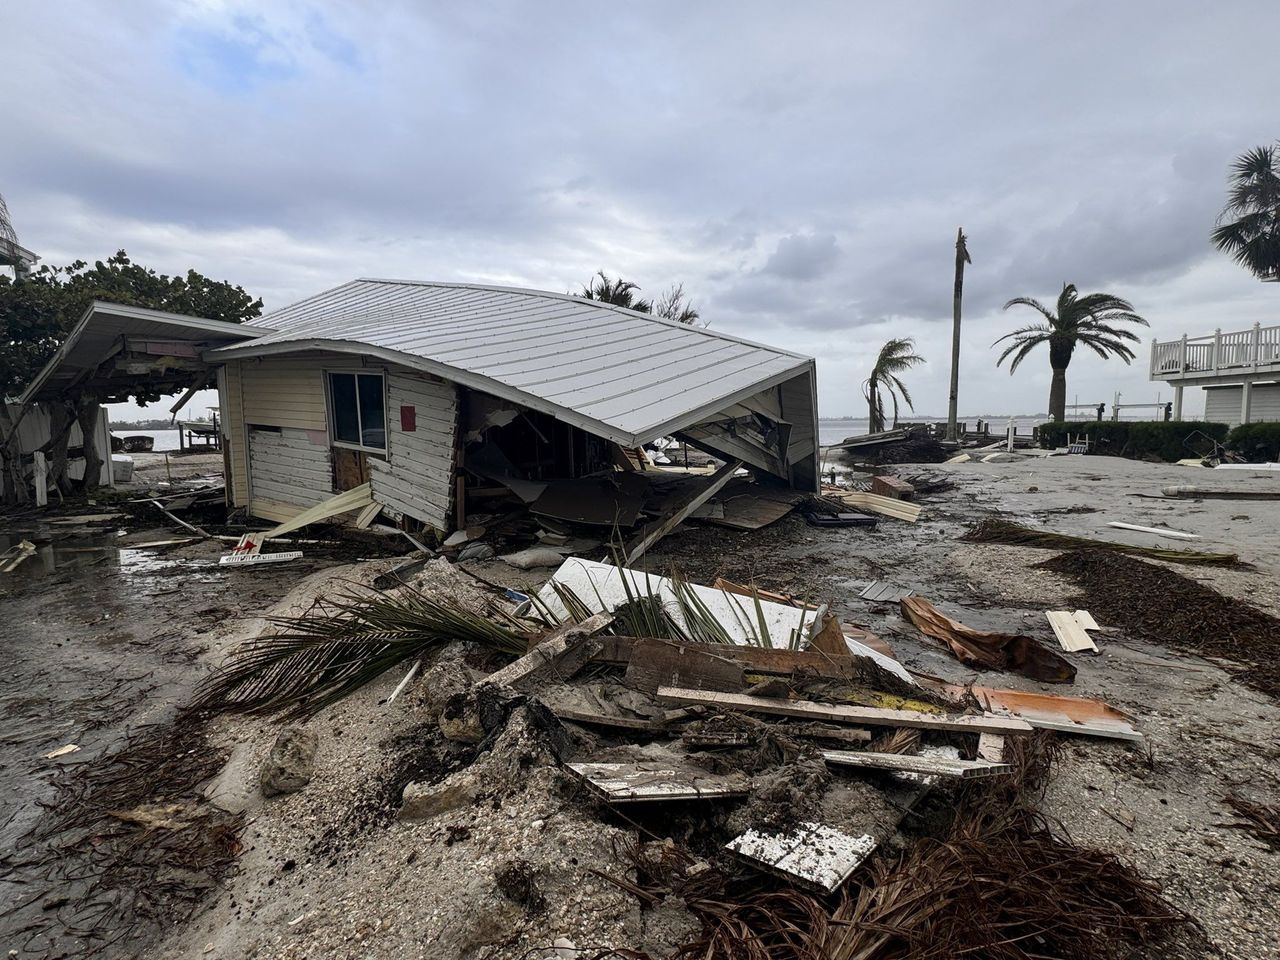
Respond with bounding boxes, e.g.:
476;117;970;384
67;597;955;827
728;821;876;893
567;761;749;803
1046;611;1098;652
821;749;1011;779
540;559;914;685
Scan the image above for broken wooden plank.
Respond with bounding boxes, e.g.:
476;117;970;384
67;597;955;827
553;708;656;732
43;743;81;760
870;475;915;500
623;638;745;696
821;749;1011;779
623;459;743;564
1107;521;1199;540
654;687;1034;735
712;577;798;607
859;580;913;603
1046;611;1098;653
354;502;383;530
918;681;1144;742
782;723;872;745
977;733;1005;763
148;499;211;538
566;760;749;803
483;612;613;689
825;490;921;522
0;540;37;573
727;822;876;893
1161;485;1280;500
594;636;875;681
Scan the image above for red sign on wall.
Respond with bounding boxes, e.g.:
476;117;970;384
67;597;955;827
400;405;416;432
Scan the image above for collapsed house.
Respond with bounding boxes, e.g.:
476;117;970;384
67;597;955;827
20;281;820;533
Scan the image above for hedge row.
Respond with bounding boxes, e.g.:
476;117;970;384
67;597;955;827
1226;422;1280;463
1036;421;1229;462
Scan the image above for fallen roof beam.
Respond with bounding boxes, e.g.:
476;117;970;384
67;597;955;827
655;686;1034;735
623;459;743;564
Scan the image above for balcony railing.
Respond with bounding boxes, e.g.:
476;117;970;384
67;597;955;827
1150;323;1280;379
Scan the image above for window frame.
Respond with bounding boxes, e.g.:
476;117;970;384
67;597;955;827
325;369;389;454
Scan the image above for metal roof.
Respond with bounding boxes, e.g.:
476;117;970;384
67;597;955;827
18;301;274;404
208;279;814;446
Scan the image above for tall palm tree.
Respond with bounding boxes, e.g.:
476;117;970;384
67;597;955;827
864;338;925;433
995;284;1148;422
1212;143;1280;282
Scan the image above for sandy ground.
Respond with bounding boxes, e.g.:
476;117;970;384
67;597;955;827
5;454;1278;959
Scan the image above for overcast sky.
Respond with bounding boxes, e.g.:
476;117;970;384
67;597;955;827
4;1;1278;423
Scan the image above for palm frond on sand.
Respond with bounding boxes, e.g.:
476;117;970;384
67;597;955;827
193;588;530;720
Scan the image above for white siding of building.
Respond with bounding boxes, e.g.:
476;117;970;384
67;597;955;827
1203;383;1280;427
369;369;457;530
247;427;333;522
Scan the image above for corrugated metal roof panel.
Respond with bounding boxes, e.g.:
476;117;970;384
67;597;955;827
209;279;813;444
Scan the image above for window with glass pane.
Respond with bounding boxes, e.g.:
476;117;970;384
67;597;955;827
327;372;386;450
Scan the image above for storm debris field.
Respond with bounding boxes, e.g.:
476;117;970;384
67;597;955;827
2;454;1278;960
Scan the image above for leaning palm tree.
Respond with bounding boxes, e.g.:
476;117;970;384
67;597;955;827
995;284;1147;422
1212;143;1280;282
863;338;925;433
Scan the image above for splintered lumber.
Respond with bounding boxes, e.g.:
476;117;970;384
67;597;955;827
623;459;743;563
1107;521;1199;540
567;760;750;803
149;499;211;538
553;708;655;732
860;580;913;603
594;636;880;681
821;749;1011;779
484;613;612;688
260;482;374;538
727;822;876;893
870;475;915;500
783;723;872;745
1046;610;1099;653
654;687;1034;735
623;638;746;696
977;733;1006;763
826;490;921;522
920;681;1143;742
0;540;37;573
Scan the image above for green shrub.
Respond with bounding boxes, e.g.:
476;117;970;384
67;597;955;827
1036;421;1229;462
1227;422;1280;462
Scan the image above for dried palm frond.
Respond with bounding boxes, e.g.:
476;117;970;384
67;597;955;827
193;588;530;720
962;518;1240;566
1223;793;1280;851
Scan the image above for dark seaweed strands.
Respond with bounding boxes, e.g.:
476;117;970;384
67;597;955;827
962;518;1242;567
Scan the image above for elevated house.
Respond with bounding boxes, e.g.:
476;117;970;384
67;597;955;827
20;280;820;531
1149;323;1280;426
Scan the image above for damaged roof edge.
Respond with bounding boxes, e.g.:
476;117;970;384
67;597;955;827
207;337;814;448
17;301;276;406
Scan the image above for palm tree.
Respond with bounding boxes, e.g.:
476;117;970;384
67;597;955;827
579;272;703;324
863;338;925;433
995;284;1148;422
580;271;651;312
1212;144;1280;282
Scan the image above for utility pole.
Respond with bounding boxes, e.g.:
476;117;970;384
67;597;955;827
946;228;971;442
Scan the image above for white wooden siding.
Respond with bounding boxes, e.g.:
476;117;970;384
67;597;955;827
240;357;328;431
1201;383;1280;427
248;427;333;517
219;361;251;506
370;370;457;530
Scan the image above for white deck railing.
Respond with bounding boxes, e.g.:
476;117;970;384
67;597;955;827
1150;322;1280;379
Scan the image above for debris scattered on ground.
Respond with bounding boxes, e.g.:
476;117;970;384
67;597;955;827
963;518;1242;566
259;726;319;797
1223;793;1280;852
900;595;1077;683
1038;548;1280;698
